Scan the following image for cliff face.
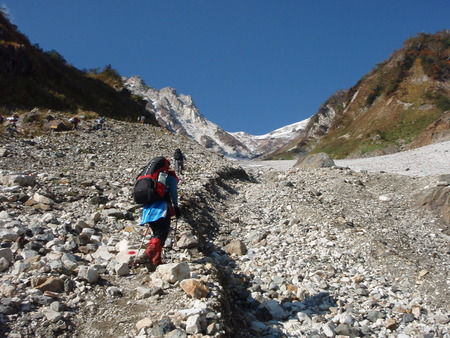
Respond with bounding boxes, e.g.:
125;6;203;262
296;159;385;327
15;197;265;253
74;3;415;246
277;31;450;159
265;90;346;160
123;76;254;158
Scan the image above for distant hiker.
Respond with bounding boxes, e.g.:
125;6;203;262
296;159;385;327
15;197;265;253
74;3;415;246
7;113;19;128
68;116;80;130
138;115;146;124
0;115;4;124
173;148;186;175
134;156;181;267
94;116;106;130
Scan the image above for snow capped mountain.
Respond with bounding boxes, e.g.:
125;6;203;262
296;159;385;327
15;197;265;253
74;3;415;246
230;119;310;155
123;75;309;158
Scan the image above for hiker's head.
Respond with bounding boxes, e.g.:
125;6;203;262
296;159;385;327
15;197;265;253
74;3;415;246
151;156;170;172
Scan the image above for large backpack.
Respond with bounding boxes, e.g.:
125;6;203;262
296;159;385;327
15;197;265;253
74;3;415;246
132;157;170;205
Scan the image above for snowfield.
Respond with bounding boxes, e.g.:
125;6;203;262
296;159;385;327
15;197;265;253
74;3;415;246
238;140;450;177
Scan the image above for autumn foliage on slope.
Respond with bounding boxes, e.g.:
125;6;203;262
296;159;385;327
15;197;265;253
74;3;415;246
286;31;450;159
0;10;154;123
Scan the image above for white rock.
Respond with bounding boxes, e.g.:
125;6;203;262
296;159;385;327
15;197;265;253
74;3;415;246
155;262;190;284
78;266;100;283
115;262;130;276
92;246;115;261
185;314;201;335
33;192;54;204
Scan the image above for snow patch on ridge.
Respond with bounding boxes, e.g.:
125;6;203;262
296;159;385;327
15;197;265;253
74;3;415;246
124;75;310;159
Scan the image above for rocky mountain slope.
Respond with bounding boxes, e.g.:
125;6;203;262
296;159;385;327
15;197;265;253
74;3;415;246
266;90;347;160
270;30;450;158
273;31;450;160
4;9;447;162
123;76;253;159
123;31;450;161
0;121;449;337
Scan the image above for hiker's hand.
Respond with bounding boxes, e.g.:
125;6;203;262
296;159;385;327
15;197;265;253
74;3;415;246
174;206;181;218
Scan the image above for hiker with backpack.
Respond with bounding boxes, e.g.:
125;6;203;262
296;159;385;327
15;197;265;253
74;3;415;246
7;113;19;128
94;116;106;130
173;148;186;175
133;156;181;267
68;116;80;130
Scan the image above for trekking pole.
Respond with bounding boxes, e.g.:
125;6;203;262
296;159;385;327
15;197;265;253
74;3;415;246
169;217;178;263
172;217;178;249
131;223;150;266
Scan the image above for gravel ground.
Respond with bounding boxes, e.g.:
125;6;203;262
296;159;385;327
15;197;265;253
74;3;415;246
238;141;450;177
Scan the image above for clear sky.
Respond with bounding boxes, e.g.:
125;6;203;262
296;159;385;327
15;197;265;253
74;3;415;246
2;1;449;135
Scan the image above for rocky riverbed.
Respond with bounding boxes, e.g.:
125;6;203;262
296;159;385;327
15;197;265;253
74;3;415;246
0;120;449;337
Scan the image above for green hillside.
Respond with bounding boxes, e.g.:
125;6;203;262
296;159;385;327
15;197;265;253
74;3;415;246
0;10;156;124
272;31;450;160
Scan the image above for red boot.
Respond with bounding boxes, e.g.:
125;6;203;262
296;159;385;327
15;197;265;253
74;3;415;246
151;238;163;266
144;238;163;266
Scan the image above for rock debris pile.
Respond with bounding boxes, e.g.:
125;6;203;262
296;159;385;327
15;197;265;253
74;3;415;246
210;166;449;337
0;119;449;337
0;121;240;337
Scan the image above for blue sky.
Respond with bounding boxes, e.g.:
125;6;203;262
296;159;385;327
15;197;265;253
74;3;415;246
2;1;449;135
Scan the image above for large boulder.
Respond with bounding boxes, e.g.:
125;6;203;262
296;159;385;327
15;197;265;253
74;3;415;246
416;180;450;225
294;152;335;169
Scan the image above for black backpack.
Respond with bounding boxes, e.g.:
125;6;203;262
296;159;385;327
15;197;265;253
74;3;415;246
132;157;169;205
174;149;183;161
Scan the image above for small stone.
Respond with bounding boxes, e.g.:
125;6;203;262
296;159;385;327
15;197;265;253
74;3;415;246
335;323;361;337
115;262;130;276
224;239;247;256
418;269;429;278
92;246;115;261
0;248;13;263
353;274;364;283
386;318;397;330
41;308;62;322
78;266;100;283
107;287;122;297
34;277;65;293
185;314;201;335
136;317;153;331
176;233;198;249
260;300;288;320
151;318;175;336
180;279;210;299
0;257;9;272
102;208;125;219
322;323;335;337
367;310;385;322
402;313;415;323
33;192;54;205
136;286;152;300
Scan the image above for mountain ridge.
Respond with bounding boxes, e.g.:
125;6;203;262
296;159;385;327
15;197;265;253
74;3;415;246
271;31;450;160
1;9;448;161
123;75;308;159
